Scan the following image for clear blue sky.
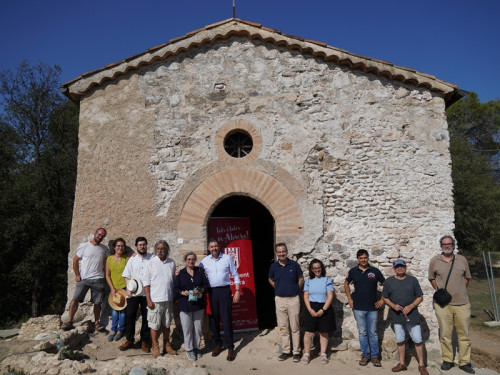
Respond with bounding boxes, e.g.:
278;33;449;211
1;0;499;102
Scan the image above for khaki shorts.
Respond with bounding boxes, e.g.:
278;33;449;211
147;301;173;330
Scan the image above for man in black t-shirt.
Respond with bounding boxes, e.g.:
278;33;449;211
344;249;385;367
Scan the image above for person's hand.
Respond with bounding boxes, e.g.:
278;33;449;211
75;275;81;282
375;299;384;309
317;308;324;317
182;290;189;297
348;298;354;309
126;290;133;298
402;305;413;315
233;291;240;304
147;301;155;310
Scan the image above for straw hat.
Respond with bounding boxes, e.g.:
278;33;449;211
126;276;143;297
108;289;127;311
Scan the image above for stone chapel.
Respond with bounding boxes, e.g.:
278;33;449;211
61;18;463;356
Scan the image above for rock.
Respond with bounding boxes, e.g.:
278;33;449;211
382;337;398;353
129;367;148;375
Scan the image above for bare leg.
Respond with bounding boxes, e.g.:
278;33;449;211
67;300;79;322
319;332;329;354
397;342;406;365
93;304;101;324
303;331;313;354
415;343;425;366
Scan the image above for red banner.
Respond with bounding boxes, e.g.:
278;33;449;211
208;217;258;331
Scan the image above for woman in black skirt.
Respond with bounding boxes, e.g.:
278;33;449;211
301;259;336;364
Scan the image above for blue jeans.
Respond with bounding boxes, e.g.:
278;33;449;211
353;310;379;358
111;307;126;333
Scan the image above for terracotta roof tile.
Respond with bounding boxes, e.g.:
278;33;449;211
61;18;460;103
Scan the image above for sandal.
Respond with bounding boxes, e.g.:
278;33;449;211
301;353;310;364
320;353;329;364
372;357;382;367
61;321;74;331
359;356;370;366
95;323;106;332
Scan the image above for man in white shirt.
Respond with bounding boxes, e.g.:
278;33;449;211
200;239;240;361
142;240;177;358
63;228;108;332
119;236;152;352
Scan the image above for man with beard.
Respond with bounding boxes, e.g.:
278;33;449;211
142;240;177;358
118;237;152;352
429;236;474;374
268;243;304;362
62;228;108;332
200;239;240;361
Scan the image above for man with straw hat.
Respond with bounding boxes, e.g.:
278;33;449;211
119;237;152;352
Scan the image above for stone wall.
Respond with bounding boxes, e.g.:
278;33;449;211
68;36;454;356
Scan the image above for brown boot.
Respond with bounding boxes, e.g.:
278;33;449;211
151;344;161;359
163;341;177;355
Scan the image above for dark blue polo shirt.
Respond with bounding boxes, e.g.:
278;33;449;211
346;265;385;311
268;259;303;297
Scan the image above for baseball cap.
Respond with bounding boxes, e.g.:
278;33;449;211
393;259;407;267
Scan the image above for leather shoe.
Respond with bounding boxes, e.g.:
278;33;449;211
418;366;429;375
119;340;134;351
441;361;454;370
459;364;475;374
212;345;222;357
141;341;151;353
226;348;235;361
391;363;408;372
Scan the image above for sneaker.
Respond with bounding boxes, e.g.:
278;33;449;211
278;353;292;361
107;332;116;342
441;361;454;370
458;364;475;374
320;353;328;364
186;350;197;361
301;353;310;364
114;332;123;341
292;354;300;362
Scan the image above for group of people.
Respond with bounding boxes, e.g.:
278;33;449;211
63;229;474;374
62;229;239;361
343;236;474;375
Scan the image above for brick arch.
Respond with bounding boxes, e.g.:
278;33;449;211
177;167;303;254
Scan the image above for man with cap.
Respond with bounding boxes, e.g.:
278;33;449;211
428;235;474;374
119;237;152;352
382;259;428;375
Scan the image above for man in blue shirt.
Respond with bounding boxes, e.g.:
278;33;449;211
200;239;240;361
344;249;385;367
268;243;304;362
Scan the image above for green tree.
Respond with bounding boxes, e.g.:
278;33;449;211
447;93;500;254
0;61;78;321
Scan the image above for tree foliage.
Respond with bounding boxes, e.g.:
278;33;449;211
447;93;500;254
0;61;78;322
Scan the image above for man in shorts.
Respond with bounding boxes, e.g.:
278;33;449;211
382;259;428;375
142;240;177;358
63;228;108;332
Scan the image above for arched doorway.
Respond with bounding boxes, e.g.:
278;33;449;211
210;195;277;329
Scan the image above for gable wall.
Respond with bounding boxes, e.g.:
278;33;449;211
69;37;453;354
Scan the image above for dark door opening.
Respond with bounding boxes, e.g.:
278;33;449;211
210;195;277;328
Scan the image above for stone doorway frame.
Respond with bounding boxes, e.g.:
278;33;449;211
174;167;304;257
